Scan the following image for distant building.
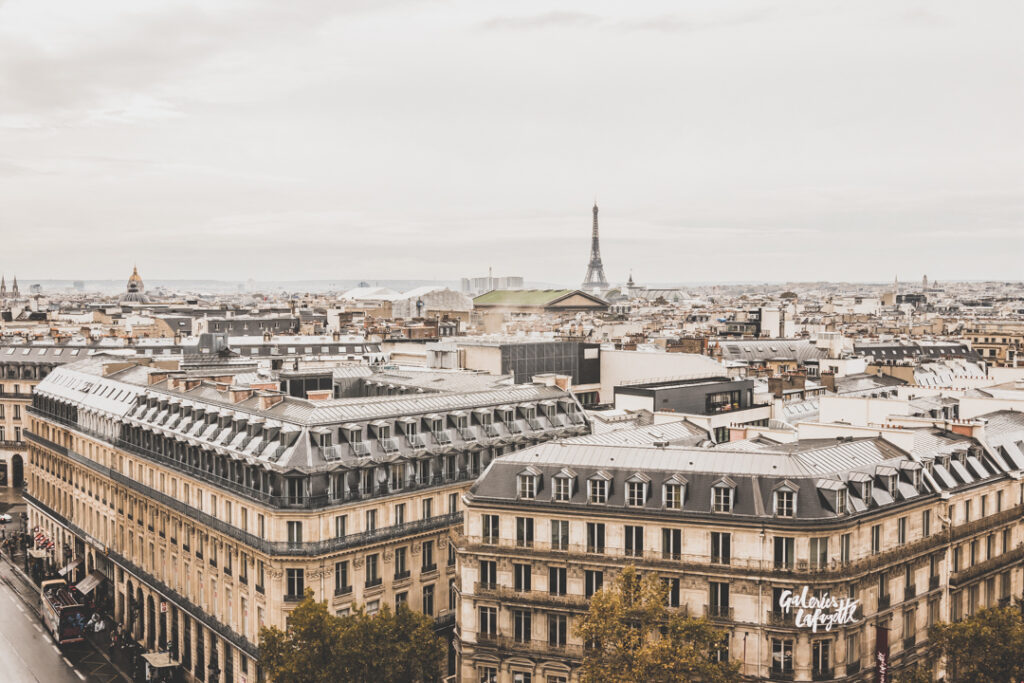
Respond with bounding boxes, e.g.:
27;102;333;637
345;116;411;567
122;266;150;304
461;274;524;296
472;289;609;315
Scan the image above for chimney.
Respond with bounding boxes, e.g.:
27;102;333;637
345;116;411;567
258;391;284;410
229;387;254;403
306;389;332;401
820;371;836;393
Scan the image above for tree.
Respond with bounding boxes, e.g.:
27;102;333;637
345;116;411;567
259;590;446;683
891;662;934;683
576;566;741;683
927;605;1024;683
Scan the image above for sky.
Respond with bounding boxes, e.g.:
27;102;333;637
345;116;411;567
1;0;1021;286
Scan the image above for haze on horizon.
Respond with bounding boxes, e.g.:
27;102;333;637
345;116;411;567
1;0;1021;285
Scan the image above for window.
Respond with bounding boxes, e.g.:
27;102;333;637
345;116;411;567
394;547;408;578
365;509;377;532
812;640;831;676
664;483;682;509
897;517;907;545
836;488;847;515
394;504;405;526
548;614;568;647
964;499;972;523
588;478;608;504
953;546;962;573
871;525;881;554
846;631;860;667
840;533;851;565
286;568;304;598
479;667;497;683
626;481;645;507
514;564;531;592
335;561;351;594
516;517;534;548
624;525;644;557
395;591;408;606
287;521;303;545
422;584;434;616
422;498;432;519
810;537;828;569
586;522;605;554
518;474;537;499
482;514;499;544
550;520;569;551
712;486;733;513
448;492;458;514
771;638;794;674
422;540;435;571
553;477;571;502
774;537;795;570
365;554;380;586
513;674;532;683
774;489;795;517
709;581;730;618
711;532;731;565
513;609;531;642
997;490;1004;513
480;560;497;588
549;567;567;596
922;509;931;537
479;607;497;636
256;560;265;592
662;528;682;560
585;570;603;598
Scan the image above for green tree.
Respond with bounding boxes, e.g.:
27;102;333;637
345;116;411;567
576;566;741;683
927;605;1024;683
891;662;934;683
259;590;446;683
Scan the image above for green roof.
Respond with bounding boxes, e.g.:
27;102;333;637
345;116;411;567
473;289;576;306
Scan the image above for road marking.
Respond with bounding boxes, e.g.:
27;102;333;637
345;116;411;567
32;623;42;633
74;671;86;681
14;602;23;613
62;656;73;667
51;644;61;654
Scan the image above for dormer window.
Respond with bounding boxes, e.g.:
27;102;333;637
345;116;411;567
861;481;871;503
588;473;611;504
625;473;651;507
552;468;575;502
836;488;847;515
774;488;796;518
712;478;736;513
663;475;687;510
888;475;898;498
517;467;540;499
626;481;645;507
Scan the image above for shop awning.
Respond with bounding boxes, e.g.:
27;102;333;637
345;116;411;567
28;549;48;559
58;558;83;577
142;652;179;669
75;570;105;595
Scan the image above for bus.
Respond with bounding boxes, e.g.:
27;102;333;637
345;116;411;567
40;579;90;645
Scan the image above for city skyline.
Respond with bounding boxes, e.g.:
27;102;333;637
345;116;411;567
1;0;1021;282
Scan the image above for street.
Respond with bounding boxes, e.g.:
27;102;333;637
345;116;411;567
0;489;127;683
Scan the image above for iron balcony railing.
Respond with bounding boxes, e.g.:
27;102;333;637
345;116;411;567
27;432;462;557
949;544;1024;586
28;415;476;510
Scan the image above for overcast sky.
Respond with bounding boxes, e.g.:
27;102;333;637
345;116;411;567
1;0;1021;285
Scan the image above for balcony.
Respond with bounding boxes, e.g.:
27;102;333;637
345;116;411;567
474;584;587;610
284;594;303;603
845;661;861;675
365;577;383;589
394;570;410;581
769;670;795;681
812;668;834;681
878;593;891;610
904;584;916;599
950;545;1024;586
929;575;940;590
766;610;796;627
903;635;915;650
704;604;734;621
493;635;584;659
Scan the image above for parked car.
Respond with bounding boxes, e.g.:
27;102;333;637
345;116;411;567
0;513;13;524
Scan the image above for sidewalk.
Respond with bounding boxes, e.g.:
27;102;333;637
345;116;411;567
0;548;134;682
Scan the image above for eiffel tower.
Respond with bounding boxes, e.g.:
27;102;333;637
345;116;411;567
581;202;609;289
